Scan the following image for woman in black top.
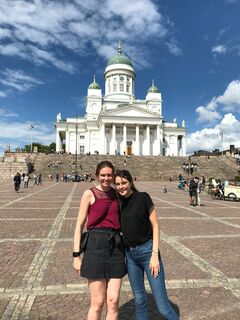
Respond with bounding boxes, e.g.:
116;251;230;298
115;170;179;320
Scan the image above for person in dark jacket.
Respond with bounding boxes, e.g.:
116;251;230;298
13;172;21;192
189;177;199;206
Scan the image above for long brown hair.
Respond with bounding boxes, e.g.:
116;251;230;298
114;169;138;192
95;161;115;176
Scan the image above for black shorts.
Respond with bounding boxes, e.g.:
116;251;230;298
81;229;127;279
189;190;197;197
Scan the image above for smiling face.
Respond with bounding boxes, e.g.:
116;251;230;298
115;176;133;197
97;166;113;189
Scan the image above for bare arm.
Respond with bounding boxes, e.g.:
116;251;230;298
149;206;160;278
73;189;93;273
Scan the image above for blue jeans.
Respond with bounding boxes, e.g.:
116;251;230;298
126;240;179;320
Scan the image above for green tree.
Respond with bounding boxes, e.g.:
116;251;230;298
23;142;56;153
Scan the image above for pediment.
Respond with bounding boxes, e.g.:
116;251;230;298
101;104;160;118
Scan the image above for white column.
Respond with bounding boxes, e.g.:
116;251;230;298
99;123;105;154
135;125;140;155
65;131;70;153
110;124;116;154
165;135;169;156
56;131;62;152
86;130;91;154
123;124;127;155
146;125;150;155
182;135;187;156
156;125;161;155
159;127;163;155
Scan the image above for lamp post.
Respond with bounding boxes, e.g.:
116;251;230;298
30;123;35;153
75;115;78;180
182;157;198;178
219;131;223;157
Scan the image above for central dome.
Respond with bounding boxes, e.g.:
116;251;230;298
107;43;133;67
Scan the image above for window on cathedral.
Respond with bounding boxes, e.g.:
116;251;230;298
127;83;130;92
80;135;85;140
113;83;117;92
120;83;124;92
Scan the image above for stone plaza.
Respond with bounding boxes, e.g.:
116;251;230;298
0;179;239;319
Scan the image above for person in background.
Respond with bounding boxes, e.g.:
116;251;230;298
188;176;198;206
13;172;21;192
24;174;29;188
73;161;126;320
196;177;202;206
114;169;179;320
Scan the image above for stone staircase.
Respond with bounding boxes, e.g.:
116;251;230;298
31;153;240;181
1;153;239;182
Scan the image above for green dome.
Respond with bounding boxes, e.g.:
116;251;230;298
88;76;101;89
107;43;133;67
107;54;133;67
147;80;159;93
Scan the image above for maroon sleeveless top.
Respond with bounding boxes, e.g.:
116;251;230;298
87;187;120;230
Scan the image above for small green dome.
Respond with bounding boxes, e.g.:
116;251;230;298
88;75;101;89
147;80;159;93
107;42;133;67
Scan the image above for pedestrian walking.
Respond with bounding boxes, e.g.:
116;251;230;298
33;174;38;186
188;177;198;206
24;174;29;188
114;169;179;320
73;161;126;320
13;172;21;192
38;174;42;185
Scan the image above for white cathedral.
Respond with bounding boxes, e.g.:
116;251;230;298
55;44;187;156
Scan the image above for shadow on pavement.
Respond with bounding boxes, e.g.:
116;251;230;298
119;293;180;319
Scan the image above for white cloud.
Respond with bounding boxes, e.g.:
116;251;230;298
187;113;240;154
212;45;227;54
196;80;240;124
0;69;44;92
0;0;177;71
166;38;182;56
196;98;221;123
0;107;18;117
216;80;240;112
0;27;11;39
0;91;7;98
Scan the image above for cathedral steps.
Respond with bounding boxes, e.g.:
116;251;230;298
1;153;239;182
31;153;240;182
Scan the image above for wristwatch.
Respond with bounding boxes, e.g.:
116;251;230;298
72;252;80;257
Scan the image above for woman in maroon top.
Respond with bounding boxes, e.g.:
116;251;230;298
73;161;126;320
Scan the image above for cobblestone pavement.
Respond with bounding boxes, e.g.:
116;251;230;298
0;179;239;319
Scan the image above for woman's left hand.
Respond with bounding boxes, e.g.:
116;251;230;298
149;253;160;278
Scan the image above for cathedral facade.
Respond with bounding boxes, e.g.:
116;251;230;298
55;44;187;156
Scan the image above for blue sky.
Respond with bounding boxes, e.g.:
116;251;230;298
1;0;240;155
